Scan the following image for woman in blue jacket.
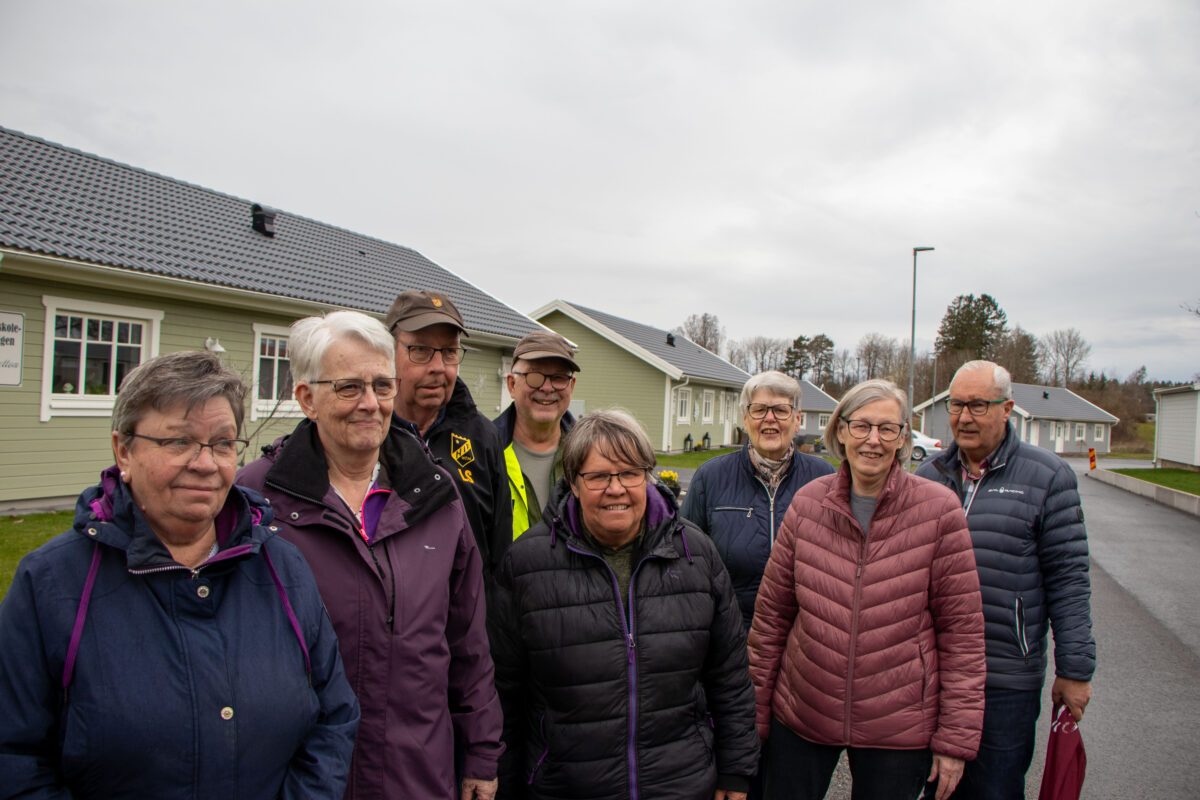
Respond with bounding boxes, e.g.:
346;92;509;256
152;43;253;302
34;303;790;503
0;351;359;800
681;371;835;628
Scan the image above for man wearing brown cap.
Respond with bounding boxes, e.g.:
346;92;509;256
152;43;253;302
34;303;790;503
385;289;512;576
492;330;579;539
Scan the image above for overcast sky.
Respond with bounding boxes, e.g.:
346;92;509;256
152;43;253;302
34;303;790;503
3;0;1198;380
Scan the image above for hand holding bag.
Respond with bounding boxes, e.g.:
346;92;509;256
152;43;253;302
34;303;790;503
1038;702;1086;800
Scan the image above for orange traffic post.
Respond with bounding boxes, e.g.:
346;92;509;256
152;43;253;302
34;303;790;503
1088;448;1096;470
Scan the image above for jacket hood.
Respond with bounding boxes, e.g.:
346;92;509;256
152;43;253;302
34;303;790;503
543;477;694;561
74;464;276;569
253;418;459;533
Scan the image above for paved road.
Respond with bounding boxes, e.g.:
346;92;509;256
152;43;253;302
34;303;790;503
752;456;1200;799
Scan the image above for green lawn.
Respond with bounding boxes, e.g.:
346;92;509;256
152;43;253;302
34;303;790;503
1;511;72;603
1110;468;1200;496
656;447;738;469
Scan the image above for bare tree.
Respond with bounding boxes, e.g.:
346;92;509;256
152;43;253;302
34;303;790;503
855;332;900;380
673;312;725;354
728;336;789;373
1041;328;1092;386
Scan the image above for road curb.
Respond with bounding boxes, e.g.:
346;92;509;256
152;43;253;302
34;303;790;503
1088;469;1200;518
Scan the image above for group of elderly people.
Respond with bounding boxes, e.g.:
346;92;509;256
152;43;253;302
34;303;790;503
0;305;998;800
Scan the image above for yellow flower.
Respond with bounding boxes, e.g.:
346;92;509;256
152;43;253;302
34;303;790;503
658;470;679;483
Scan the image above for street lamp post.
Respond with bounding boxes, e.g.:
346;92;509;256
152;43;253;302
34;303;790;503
909;246;935;419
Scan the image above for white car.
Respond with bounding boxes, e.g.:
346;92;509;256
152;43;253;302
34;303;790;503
910;430;944;462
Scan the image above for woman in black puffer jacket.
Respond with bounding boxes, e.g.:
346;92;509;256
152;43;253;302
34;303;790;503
489;410;759;800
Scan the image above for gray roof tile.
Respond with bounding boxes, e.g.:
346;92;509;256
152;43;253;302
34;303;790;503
0;126;539;340
564;302;749;386
1011;383;1118;423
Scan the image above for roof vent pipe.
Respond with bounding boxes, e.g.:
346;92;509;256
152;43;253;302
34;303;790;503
666;333;675;347
252;203;277;237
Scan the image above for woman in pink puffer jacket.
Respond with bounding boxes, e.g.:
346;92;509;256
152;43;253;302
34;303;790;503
749;379;985;800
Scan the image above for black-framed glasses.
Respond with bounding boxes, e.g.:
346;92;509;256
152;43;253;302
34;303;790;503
126;434;248;463
401;345;467;365
577;469;649;491
842;419;905;441
746;402;795;421
310;378;398;400
512;371;573;390
945;398;1007;416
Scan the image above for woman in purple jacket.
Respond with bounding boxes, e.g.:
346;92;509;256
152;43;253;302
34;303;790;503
238;311;502;800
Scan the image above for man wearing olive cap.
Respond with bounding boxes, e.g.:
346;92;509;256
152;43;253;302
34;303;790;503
492;330;580;539
385;289;513;577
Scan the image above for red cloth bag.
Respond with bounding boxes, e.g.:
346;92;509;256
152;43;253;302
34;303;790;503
1038;703;1087;800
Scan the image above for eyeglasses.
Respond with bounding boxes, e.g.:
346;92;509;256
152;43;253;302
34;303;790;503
842;419;905;441
310;378;398;400
577;469;649;491
746;402;795;421
401;345;467;365
127;434;248;463
945;398;1007;416
512;371;573;390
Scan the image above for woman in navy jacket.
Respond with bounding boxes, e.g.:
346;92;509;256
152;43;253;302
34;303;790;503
0;351;359;799
681;371;834;628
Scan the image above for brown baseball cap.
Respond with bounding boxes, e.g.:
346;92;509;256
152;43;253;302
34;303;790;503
385;290;468;335
513;330;580;372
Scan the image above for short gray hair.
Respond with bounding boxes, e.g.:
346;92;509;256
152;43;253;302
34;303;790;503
562;409;656;484
823;378;913;462
953;360;1013;400
113;351;246;437
288;311;396;384
739;370;803;412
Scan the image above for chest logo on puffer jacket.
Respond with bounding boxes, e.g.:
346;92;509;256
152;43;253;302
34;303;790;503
987;486;1025;495
451;433;475;468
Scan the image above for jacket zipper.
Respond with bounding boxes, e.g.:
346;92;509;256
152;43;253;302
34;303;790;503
1015;596;1029;662
843;532;868;742
564;541;655;800
754;477;781;548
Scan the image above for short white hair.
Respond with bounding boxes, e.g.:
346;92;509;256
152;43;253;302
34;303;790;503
288;311;396;384
953;360;1013;400
739;370;803;411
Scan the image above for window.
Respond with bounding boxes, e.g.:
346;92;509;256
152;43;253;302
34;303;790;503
799;412;807;428
40;296;162;421
818;413;831;428
717;392;724;423
1075;422;1085;440
1094;424;1104;441
251;324;303;420
702;390;714;423
677;388;691;423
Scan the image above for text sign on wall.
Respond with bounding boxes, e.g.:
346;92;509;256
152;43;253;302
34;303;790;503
0;311;24;387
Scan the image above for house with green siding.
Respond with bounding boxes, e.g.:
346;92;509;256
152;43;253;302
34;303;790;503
0;126;541;512
531;301;749;453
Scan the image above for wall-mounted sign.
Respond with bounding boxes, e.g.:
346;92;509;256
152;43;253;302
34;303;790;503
0;311;24;387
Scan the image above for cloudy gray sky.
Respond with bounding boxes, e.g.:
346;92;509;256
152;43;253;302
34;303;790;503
3;0;1198;380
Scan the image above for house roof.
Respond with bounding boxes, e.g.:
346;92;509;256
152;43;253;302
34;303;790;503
1154;383;1200;398
914;382;1118;423
0;126;539;340
533;300;750;388
797;379;838;413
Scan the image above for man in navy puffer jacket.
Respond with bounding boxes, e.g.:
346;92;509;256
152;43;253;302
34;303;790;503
917;361;1095;800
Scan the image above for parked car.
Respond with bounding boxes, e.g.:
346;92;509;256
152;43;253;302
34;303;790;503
910;430;943;462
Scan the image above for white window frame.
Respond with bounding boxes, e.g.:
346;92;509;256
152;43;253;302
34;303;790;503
799;412;807;428
702;390;715;423
818;413;831;428
677;388;691;423
1075;422;1085;440
40;296;163;422
250;324;304;421
1094;424;1104;440
716;392;724;423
